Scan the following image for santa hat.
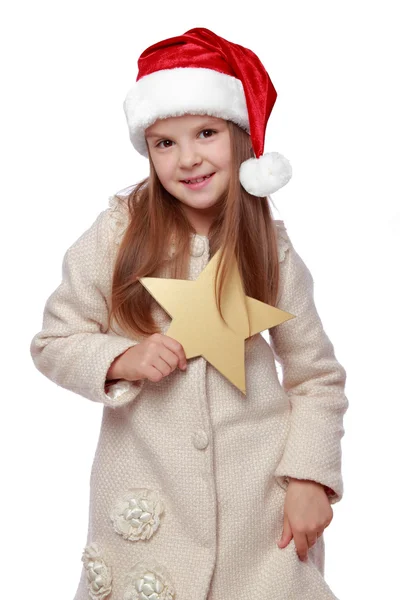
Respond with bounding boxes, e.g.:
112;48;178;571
123;27;292;197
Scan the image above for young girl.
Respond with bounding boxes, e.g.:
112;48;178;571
30;27;348;600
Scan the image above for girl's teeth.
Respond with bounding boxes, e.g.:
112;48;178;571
185;174;211;184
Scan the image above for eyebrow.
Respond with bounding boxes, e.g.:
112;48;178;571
145;118;223;139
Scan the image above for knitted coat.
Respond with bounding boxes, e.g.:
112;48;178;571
30;194;348;600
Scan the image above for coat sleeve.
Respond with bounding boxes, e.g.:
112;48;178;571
29;202;146;409
269;221;349;504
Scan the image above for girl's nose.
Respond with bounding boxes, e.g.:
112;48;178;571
178;145;202;169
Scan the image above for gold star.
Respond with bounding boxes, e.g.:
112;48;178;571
139;248;295;394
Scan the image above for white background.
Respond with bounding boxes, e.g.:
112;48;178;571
2;1;399;598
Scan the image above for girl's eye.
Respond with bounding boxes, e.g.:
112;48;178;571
199;129;217;139
156;139;173;149
156;129;217;149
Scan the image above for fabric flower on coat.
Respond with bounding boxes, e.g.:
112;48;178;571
275;220;291;263
108;194;130;245
123;559;175;600
105;379;140;401
81;542;112;600
110;488;165;541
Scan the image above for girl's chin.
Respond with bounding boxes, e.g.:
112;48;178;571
181;198;219;210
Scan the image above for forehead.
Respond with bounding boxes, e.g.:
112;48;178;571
145;114;225;137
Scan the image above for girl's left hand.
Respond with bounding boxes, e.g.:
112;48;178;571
277;478;333;562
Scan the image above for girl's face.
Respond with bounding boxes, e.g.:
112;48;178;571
145;114;231;235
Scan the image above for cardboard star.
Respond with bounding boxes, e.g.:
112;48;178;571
139;248;295;394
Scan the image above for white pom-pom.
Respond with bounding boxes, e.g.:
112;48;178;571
239;152;292;196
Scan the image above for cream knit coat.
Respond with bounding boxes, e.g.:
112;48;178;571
30;194;348;600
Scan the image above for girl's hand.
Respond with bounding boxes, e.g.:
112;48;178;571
114;333;187;383
277;478;333;562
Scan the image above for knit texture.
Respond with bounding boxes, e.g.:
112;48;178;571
30;195;348;600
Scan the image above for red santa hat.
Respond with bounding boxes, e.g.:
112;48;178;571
123;27;292;197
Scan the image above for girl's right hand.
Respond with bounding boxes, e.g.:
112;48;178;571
115;333;187;383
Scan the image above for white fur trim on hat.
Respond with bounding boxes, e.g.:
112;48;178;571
239;152;292;196
123;67;249;157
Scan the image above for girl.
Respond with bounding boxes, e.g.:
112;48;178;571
30;27;348;600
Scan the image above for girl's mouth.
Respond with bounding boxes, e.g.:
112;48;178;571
181;172;215;190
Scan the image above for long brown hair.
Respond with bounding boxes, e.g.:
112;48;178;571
106;120;281;341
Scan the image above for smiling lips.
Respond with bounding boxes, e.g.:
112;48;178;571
181;173;215;190
181;172;215;184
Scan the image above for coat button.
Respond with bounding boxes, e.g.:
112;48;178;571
192;429;209;450
190;237;206;257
